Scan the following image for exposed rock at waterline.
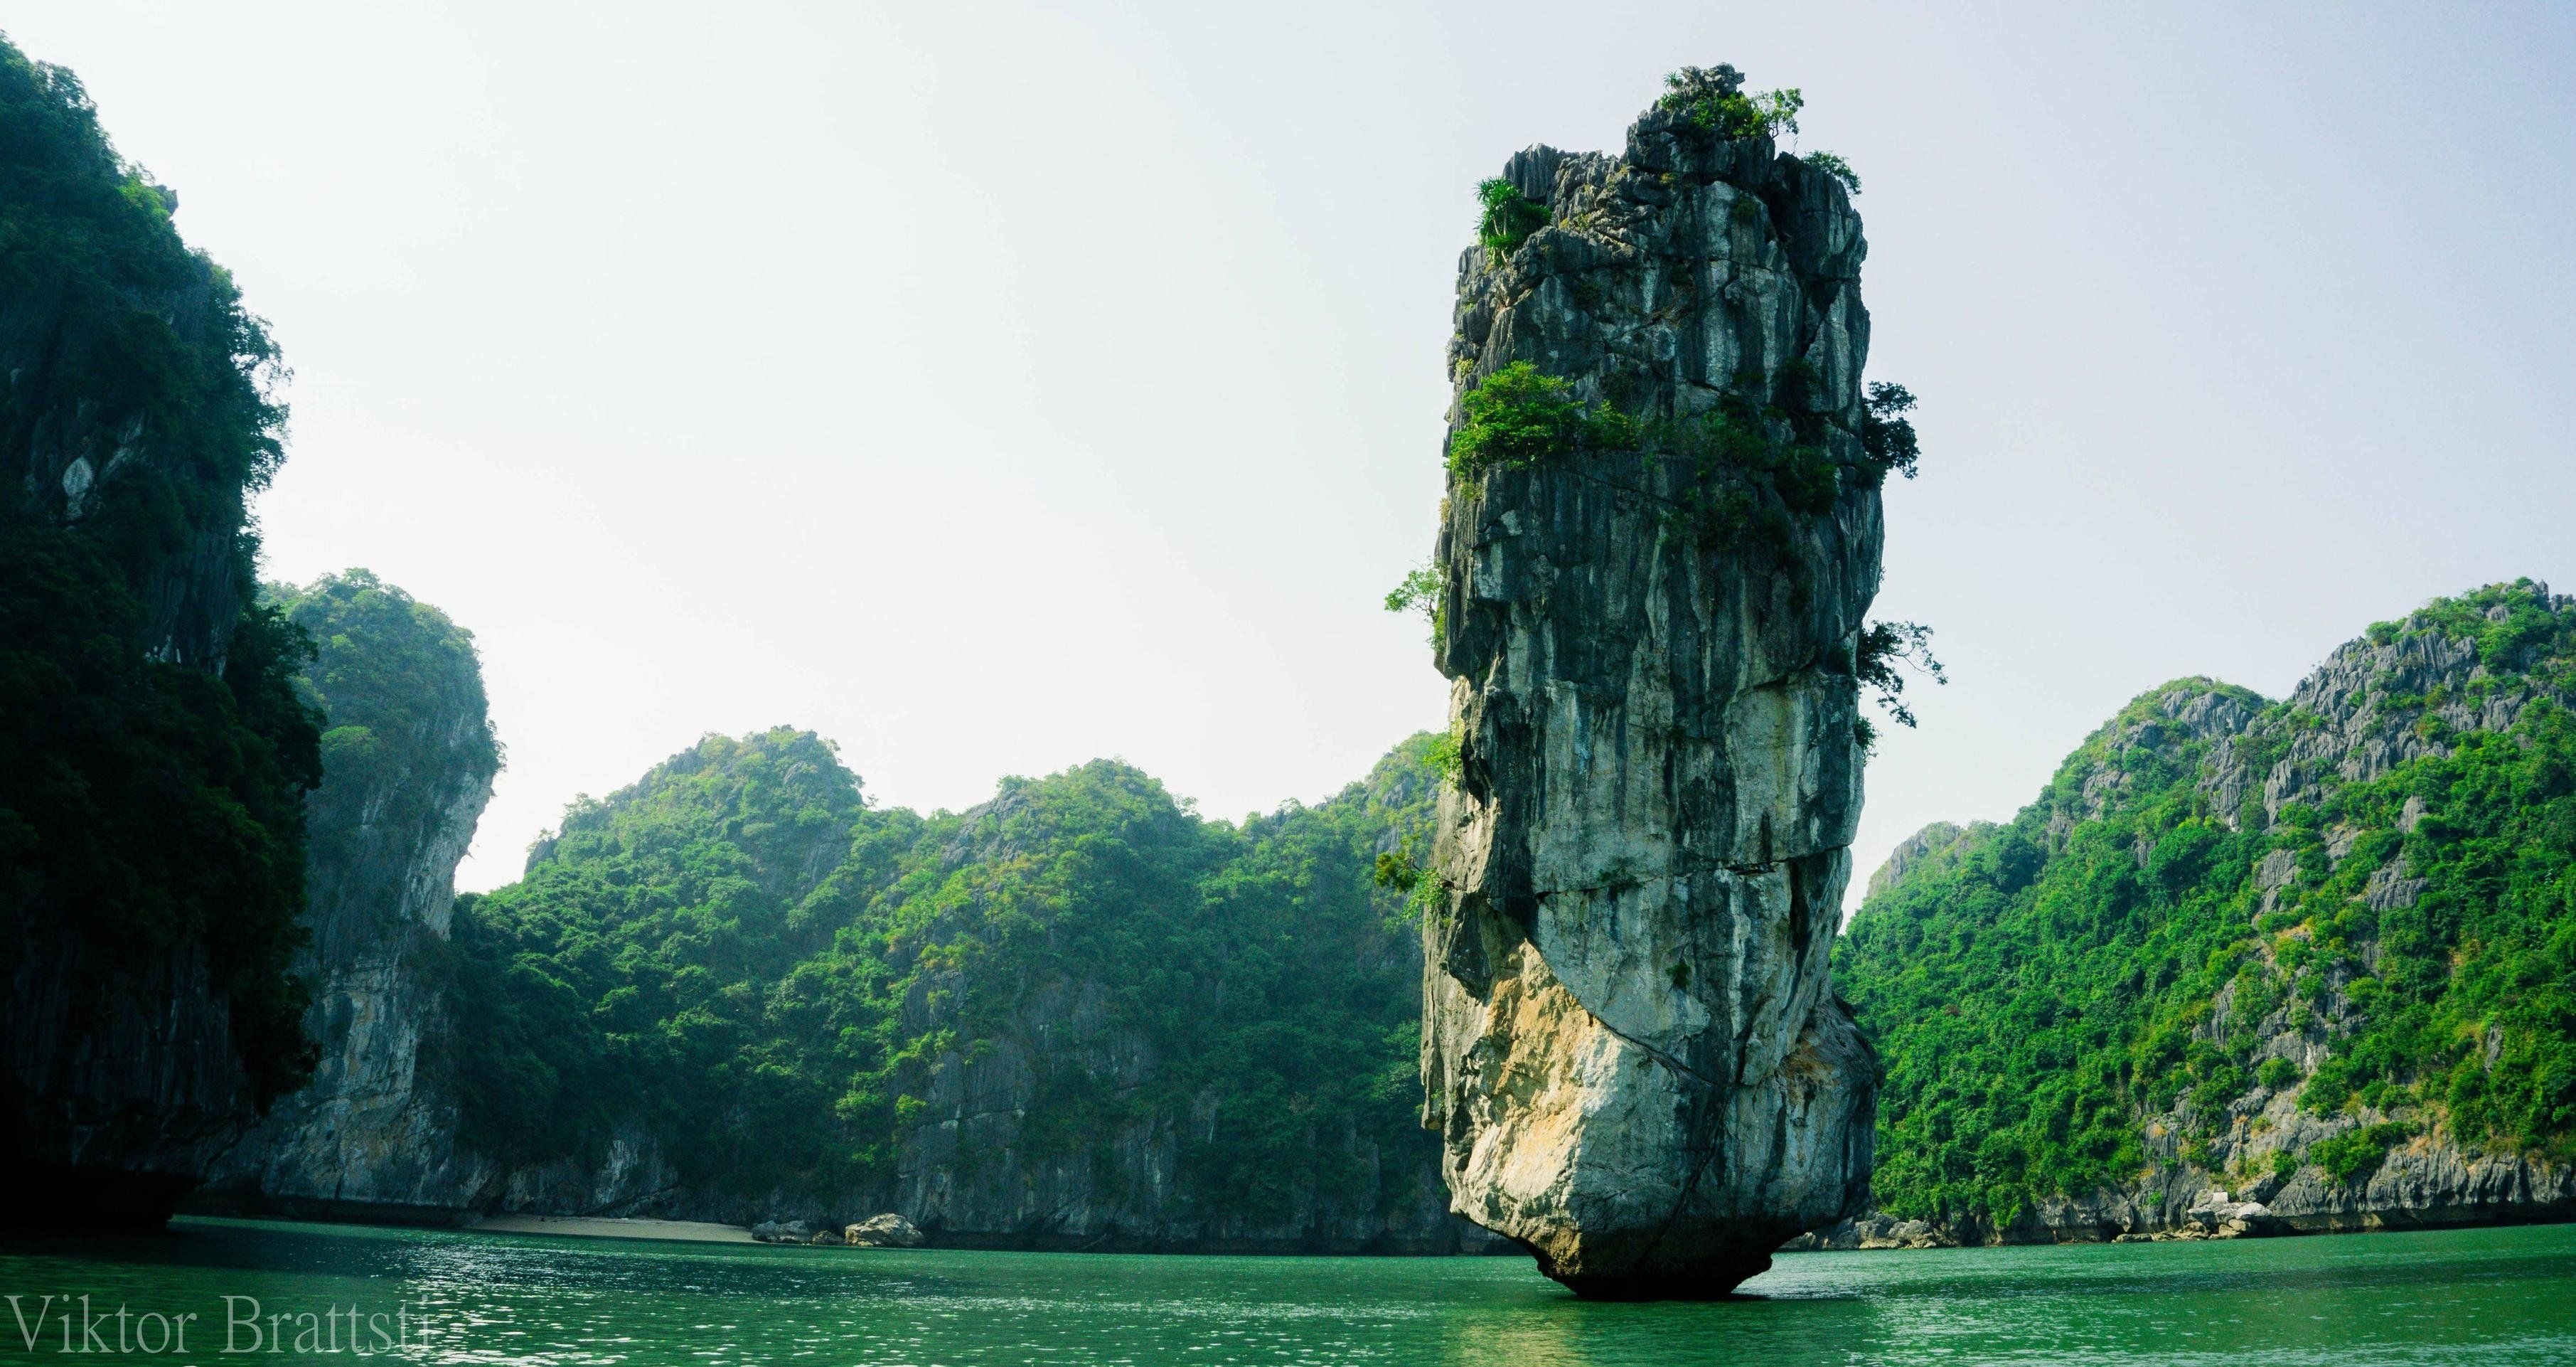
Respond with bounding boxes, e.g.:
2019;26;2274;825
845;1213;926;1248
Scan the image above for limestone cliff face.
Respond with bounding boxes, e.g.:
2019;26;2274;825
1421;82;1883;1297
415;1024;1495;1255
247;739;1500;1256
1;940;260;1223
881;974;1488;1254
199;574;501;1217
2119;623;2574;1240
1;41;314;1225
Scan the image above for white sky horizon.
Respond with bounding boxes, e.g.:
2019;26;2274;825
11;2;2570;905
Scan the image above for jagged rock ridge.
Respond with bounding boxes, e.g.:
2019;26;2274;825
1420;70;1883;1297
1826;583;2576;1247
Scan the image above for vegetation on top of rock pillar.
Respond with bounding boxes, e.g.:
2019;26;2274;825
1475;178;1546;257
1656;65;1804;141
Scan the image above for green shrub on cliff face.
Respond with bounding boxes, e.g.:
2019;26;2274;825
1838;583;2576;1230
1861;382;1920;481
1383;562;1444;647
447;729;1444;1211
0;37;320;1104
2312;1121;2412;1186
1475;178;1545;257
1853;619;1945;751
1445;362;1635;479
1449;361;1922;514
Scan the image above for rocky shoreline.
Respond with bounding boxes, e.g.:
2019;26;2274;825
1792;1141;2575;1251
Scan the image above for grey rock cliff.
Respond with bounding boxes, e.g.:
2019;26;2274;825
1421;76;1882;1297
882;973;1483;1254
198;575;503;1218
1;938;258;1223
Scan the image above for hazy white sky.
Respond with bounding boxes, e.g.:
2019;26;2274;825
12;2;2571;901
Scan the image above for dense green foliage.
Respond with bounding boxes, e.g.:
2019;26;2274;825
1657;65;1803;140
1475;178;1545;257
447;730;1443;1208
1444;361;1637;481
1838;583;2576;1228
0;521;321;1100
1;38;287;583
0;37;319;1102
266;570;500;876
2302;661;2576;1156
1835;685;2260;1225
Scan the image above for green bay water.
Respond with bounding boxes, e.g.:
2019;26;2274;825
1;1218;2570;1366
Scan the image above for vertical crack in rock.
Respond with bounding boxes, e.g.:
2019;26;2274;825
1420;72;1882;1299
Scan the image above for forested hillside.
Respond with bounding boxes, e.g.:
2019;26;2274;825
439;729;1461;1248
1837;581;2576;1243
0;33;319;1220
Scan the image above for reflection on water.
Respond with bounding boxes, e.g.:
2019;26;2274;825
0;1217;2568;1365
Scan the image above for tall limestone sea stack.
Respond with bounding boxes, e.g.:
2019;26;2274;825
1419;67;1888;1297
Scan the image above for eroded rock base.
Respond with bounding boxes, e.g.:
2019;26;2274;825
1538;1250;1778;1301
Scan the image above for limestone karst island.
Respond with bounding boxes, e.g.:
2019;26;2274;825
4;11;2572;1364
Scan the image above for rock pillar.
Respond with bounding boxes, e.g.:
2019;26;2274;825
1421;72;1882;1299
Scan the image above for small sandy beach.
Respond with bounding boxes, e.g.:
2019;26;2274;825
469;1214;756;1243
